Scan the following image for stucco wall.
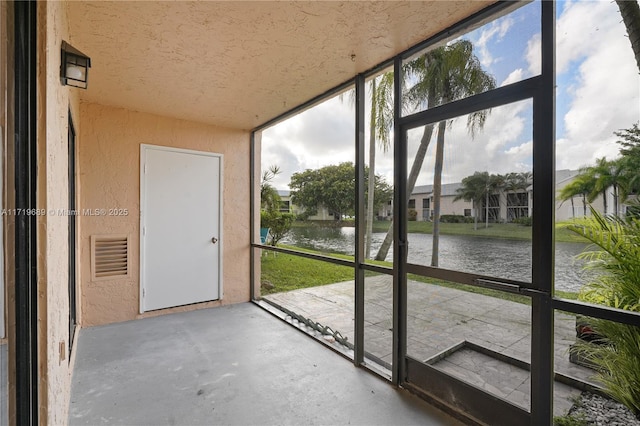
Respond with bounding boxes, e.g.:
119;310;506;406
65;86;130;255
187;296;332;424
38;1;82;424
409;194;473;222
78;103;250;327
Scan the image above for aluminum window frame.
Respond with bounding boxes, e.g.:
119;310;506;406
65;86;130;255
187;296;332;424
14;1;39;423
249;1;640;424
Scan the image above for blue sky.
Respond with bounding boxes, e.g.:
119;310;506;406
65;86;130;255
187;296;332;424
262;0;640;190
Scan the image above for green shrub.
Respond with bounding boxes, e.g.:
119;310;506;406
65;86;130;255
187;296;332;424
440;214;473;223
568;209;640;415
408;209;417;221
553;413;588;426
512;216;532;226
261;211;295;246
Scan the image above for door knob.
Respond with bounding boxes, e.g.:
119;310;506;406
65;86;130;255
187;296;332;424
211;237;218;244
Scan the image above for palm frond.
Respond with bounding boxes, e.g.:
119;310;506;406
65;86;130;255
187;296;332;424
568;207;640;415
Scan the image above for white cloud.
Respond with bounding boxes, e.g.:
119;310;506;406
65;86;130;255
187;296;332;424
475;16;514;68
262;95;355;189
500;68;524;87
504;140;534;173
556;0;611;74
555;0;640;170
525;33;541;77
261;0;639;191
407;99;532;186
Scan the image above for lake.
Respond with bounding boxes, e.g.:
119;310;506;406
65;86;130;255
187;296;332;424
281;226;592;293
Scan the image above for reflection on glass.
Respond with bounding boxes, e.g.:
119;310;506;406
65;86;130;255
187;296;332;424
401;1;540;116
405;100;533;284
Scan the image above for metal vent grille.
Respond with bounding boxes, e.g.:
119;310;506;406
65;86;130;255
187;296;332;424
91;235;129;280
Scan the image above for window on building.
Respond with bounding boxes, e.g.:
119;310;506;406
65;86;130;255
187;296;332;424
507;192;529;222
279;200;290;213
422;199;430;220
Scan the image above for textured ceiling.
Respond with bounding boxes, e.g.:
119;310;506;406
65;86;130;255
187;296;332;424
68;1;494;130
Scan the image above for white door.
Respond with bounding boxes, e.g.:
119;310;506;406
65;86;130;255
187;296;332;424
140;145;222;312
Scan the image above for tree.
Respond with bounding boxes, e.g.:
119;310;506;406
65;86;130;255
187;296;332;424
454;171;492;230
261;210;295;246
289;162;392;221
556;125;640;219
584;157;628;217
341;74;394;258
616;0;640;73
502;171;532;193
260;164;295;245
374;40;496;266
568;209;640;415
616;123;640;196
365;74;394;258
502;172;532;222
558;173;593;218
261;165;282;212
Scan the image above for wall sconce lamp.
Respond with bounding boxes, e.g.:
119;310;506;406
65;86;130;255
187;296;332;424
61;41;91;89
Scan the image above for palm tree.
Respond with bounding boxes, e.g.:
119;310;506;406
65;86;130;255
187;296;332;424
568;208;640;415
616;123;640;198
503;172;532;193
485;173;504;227
261;165;282;212
365;74;394;259
341;74;394;259
503;172;532;222
616;0;640;73
454;171;491;230
558;173;593;218
585;157;628;217
374;40;496;266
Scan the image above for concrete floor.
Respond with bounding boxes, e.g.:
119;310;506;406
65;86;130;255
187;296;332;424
266;276;597;416
69;303;463;425
1;344;6;425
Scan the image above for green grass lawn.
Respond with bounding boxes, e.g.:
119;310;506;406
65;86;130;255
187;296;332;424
260;246;580;303
296;220;588;243
260;252;354;294
265;219;587;298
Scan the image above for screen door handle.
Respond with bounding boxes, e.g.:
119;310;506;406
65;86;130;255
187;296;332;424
211;237;218;244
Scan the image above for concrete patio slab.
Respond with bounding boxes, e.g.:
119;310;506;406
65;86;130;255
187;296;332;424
69;303;463;426
265;275;598;417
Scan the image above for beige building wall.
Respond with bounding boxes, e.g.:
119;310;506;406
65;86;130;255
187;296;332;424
409;194;473;222
78;103;251;327
35;1;82;423
555;176;607;222
439;195;472;218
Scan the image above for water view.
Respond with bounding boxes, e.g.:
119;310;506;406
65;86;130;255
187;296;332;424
281;226;590;293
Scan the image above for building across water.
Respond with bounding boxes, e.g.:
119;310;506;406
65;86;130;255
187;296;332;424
278;169;630;223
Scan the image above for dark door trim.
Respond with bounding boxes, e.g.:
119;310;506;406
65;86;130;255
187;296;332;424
14;0;39;423
68;111;77;356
